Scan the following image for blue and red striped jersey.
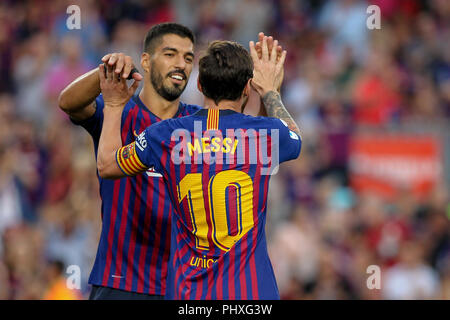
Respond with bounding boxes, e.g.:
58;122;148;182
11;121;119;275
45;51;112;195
71;94;201;295
116;109;302;299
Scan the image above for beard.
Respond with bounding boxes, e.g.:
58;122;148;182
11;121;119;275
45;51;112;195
150;62;187;101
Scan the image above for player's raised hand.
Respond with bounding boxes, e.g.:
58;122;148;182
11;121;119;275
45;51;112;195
249;36;287;97
101;52;143;81
99;63;141;109
254;33;284;92
254;32;282;61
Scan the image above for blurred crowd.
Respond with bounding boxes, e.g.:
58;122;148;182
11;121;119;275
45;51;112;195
0;0;449;299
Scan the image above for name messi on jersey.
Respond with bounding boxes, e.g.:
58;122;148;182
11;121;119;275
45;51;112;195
170;121;281;175
187;136;239;156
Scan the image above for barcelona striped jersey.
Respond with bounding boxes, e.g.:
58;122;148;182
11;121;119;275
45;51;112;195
116;108;302;299
71;94;201;295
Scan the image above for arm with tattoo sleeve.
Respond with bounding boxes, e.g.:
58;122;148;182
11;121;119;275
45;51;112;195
261;90;300;136
249;37;301;137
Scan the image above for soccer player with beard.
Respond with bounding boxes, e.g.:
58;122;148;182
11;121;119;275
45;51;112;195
58;23;201;300
96;37;302;299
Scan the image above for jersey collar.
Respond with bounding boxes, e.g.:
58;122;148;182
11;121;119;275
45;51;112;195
193;109;239;116
132;94;184;120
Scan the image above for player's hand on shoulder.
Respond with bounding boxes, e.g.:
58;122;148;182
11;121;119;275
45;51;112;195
99;62;141;109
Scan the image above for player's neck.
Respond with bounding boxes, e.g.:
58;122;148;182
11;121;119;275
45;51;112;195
203;97;242;113
139;84;180;120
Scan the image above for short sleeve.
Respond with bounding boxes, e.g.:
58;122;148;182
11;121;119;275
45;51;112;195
134;128;156;168
70;95;105;142
115;141;149;176
115;127;155;177
133;123;166;174
115;119;170;177
182;104;202;116
271;118;302;163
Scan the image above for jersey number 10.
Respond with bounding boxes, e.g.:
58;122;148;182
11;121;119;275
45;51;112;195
177;170;255;252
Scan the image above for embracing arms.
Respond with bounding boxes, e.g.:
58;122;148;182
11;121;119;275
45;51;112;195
58;53;142;121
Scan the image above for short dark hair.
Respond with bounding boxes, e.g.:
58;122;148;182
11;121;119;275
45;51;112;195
199;41;253;105
143;22;195;54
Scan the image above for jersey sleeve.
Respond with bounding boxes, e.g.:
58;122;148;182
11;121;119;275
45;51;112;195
115;141;149;176
181;103;202;116
69;95;105;143
271;118;302;163
115;123;166;176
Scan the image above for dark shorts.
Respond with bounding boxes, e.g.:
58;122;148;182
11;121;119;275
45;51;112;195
89;285;164;300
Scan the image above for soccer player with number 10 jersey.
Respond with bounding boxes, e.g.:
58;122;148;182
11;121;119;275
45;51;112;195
97;36;302;299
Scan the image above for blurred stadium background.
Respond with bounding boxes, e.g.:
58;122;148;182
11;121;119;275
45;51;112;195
0;0;449;299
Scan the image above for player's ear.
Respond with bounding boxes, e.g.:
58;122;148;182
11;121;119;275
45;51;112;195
197;77;203;93
141;52;150;73
243;79;252;98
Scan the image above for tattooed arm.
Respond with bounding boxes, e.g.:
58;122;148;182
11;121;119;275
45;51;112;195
261;91;300;136
249;37;301;137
